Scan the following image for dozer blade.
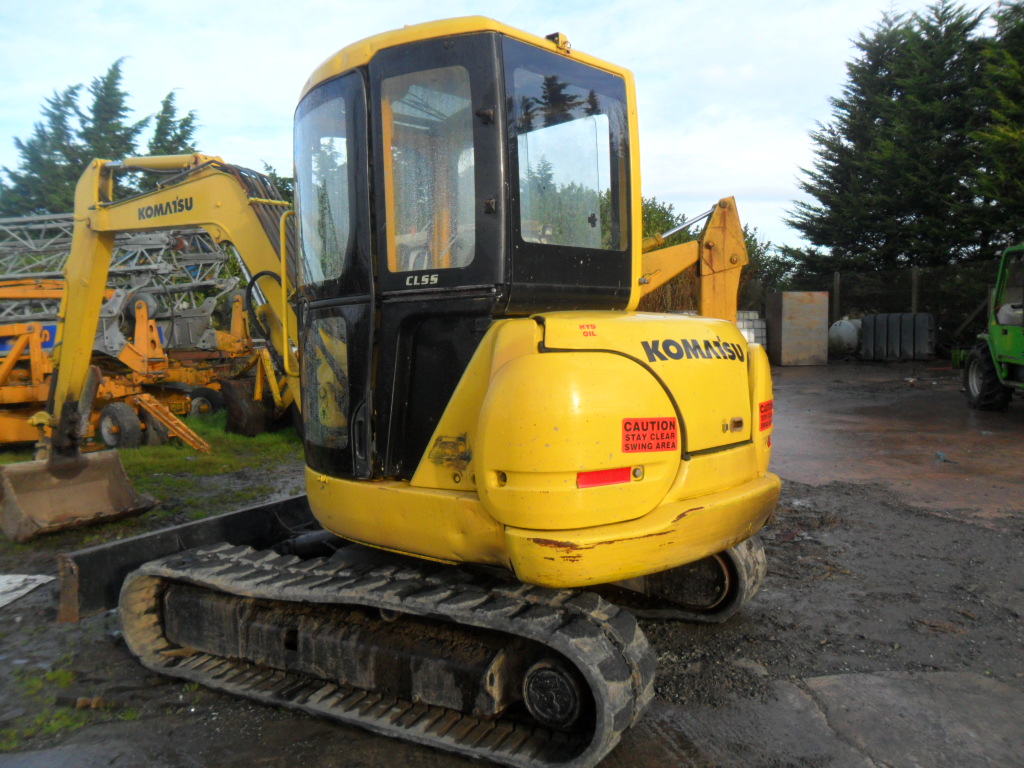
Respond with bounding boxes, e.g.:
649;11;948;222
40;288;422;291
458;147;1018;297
0;451;157;543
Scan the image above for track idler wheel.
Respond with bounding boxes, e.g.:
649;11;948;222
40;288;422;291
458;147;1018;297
621;535;767;624
522;658;586;730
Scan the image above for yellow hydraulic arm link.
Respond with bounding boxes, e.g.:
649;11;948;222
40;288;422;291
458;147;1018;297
46;154;300;456
637;197;749;323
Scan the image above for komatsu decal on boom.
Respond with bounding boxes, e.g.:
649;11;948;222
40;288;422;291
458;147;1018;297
0;156;299;542
65;17;778;768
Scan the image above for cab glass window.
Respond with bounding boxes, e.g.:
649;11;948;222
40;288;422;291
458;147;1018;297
294;74;361;287
996;254;1024;325
382;65;476;272
302;315;350;450
504;38;629;251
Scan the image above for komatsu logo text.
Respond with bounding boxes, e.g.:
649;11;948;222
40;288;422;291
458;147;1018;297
641;337;745;363
138;196;194;220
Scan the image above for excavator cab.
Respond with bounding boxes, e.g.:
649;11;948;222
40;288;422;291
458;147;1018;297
294;24;635;483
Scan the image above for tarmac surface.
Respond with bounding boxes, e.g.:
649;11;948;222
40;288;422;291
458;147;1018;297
2;360;1022;768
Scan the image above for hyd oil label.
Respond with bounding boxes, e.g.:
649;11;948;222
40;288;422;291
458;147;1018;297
622;418;678;452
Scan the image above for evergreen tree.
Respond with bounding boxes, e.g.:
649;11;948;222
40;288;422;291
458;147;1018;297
0;61;200;216
148;92;198;156
0;85;84;215
261;163;294;205
788;2;992;275
79;58;149;164
882;2;989;264
787;12;913;273
974;0;1024;244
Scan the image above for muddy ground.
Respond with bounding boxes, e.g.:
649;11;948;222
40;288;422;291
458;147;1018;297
1;361;1022;767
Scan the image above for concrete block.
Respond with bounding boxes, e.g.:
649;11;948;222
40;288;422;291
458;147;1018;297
766;292;828;366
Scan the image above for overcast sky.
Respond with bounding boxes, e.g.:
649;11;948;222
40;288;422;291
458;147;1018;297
0;0;996;248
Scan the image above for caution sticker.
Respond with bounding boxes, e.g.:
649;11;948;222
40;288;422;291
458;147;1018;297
759;400;774;431
622;417;678;453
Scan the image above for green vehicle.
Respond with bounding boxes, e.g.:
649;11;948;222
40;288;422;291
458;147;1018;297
965;244;1024;409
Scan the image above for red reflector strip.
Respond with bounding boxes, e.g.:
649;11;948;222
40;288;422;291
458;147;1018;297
577;466;632;489
759;399;774;431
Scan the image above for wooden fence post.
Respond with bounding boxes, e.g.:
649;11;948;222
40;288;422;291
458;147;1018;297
832;271;841;324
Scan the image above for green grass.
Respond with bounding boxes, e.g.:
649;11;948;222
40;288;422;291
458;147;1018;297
16;670;46;697
14;657;76;696
44;667;76;688
119;412;301;484
1;658;86;751
118;412;303;519
0;709;90;750
0;411;304;554
0;447;33;466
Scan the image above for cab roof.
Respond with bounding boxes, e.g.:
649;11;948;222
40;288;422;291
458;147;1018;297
299;16;632;101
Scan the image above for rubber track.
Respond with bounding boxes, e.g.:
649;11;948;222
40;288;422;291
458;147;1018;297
120;543;656;768
627;535;767;623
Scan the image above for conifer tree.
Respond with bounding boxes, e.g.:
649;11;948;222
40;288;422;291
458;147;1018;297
0;86;84;215
148;92;198;156
0;60;200;216
974;0;1024;244
788;2;993;275
78;58;149;164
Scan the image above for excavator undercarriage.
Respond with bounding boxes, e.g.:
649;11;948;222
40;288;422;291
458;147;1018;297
121;542;654;767
115;529;764;767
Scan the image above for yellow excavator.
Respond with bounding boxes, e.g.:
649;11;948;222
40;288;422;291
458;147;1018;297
57;17;778;768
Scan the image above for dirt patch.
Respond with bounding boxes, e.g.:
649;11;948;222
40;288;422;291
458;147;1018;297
644;480;1023;709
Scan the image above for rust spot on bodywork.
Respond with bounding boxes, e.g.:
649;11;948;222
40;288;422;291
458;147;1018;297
530;529;673;554
427;433;472;472
673;507;704;524
530;538;584;550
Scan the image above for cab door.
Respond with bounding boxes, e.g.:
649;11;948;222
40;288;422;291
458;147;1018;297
368;33;508;478
992;246;1024;365
293;71;374;479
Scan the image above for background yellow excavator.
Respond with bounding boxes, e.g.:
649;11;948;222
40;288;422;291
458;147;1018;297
0;218;260;452
0;156;299;541
33;16;778;768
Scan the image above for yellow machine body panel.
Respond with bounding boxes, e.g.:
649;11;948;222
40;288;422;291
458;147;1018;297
308;312;779;588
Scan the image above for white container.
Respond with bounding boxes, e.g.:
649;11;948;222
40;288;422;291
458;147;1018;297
828;318;861;355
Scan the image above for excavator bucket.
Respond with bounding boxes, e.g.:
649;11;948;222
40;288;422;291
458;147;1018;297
0;451;157;543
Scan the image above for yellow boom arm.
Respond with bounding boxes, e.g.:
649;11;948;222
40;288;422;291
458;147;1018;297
637;197;748;323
